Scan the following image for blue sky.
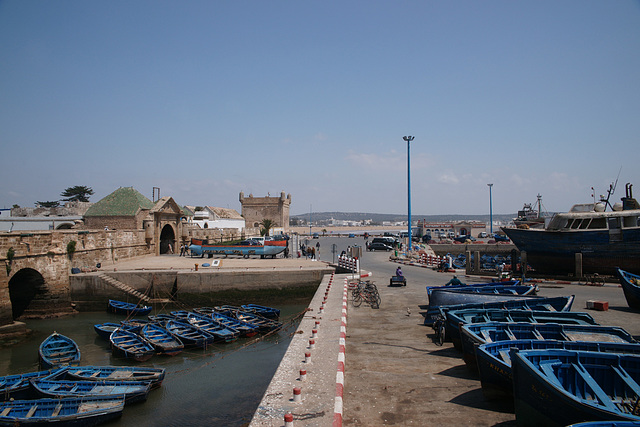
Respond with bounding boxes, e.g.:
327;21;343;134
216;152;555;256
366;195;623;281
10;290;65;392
1;1;639;216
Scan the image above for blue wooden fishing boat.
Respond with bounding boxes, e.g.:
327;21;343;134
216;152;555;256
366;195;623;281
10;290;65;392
31;378;151;404
568;422;640;427
429;284;538;307
188;238;287;259
93;322;121;340
39;332;81;369
476;339;640;401
240;304;281;320
109;329;155;362
119;319;149;333
426;280;521;298
0;368;65;401
141;323;184;356
0;396;125;426
193;307;260;337
460;322;637;369
423;295;575;326
147;313;176;325
164;319;216;348
215;306;282;332
444;308;599;350
617;268;640;310
186;313;239;343
512;349;640;427
107;299;152;316
61;366;165;388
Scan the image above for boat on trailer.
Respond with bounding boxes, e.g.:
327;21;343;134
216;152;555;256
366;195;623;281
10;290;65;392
512;349;640;427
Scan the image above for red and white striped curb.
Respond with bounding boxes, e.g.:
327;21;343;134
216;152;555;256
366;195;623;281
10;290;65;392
333;278;348;426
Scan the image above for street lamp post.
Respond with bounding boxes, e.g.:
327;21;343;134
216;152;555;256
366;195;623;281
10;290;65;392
487;183;494;235
403;136;415;251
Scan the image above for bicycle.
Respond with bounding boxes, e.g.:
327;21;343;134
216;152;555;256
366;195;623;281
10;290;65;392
352;281;381;309
432;312;446;346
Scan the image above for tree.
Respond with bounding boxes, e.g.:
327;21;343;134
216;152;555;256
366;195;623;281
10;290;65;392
260;219;273;237
61;186;94;202
37;201;60;208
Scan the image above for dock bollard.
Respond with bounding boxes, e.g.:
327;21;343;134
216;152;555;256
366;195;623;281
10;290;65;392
284;412;293;427
305;352;311;363
312;329;318;339
299;369;307;381
309;339;315;349
293;387;302;403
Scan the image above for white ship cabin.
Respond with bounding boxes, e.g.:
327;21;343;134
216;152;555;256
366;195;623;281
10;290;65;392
547;201;640;231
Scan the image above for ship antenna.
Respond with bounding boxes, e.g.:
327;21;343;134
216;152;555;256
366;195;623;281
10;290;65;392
603;166;623;211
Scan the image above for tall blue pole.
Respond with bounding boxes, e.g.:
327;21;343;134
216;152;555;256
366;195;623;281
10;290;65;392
403;136;414;251
488;183;493;235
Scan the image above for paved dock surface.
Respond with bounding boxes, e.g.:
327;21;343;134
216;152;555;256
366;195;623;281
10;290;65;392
108;252;640;426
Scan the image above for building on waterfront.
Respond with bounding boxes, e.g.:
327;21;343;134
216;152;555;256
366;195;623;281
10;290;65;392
185;206;245;231
239;191;291;235
416;220;487;239
0;202;91;232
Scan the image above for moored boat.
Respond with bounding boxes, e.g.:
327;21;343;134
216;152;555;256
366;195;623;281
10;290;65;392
186;313;238;343
141;323;184;356
445;308;599;350
476;339;640;401
215;306;282;332
107;299;152;316
61;366;165;388
0;368;65;401
0;396;125;426
193;307;260;337
164;319;216;348
39;332;81;369
109;329;155;362
93;323;121;340
188;238;286;259
512;349;640;427
424;295;575;326
461;322;636;369
426;280;521;299
30;378;151;404
240;304;280;320
617;268;640;310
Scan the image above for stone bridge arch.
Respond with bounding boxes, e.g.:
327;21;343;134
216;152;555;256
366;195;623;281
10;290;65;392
9;267;46;319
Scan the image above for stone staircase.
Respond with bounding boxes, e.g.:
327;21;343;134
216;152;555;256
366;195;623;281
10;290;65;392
97;274;170;304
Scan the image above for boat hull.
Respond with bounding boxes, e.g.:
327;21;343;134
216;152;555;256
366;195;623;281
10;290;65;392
503;227;640;275
476;340;640;401
512;349;640;427
460;322;636;370
39;333;81;369
617;268;640;310
0;396;125;426
189;243;286;258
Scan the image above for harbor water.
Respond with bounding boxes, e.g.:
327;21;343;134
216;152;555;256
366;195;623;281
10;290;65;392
0;305;308;426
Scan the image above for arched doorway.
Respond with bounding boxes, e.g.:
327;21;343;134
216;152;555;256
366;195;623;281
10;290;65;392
9;268;45;320
160;224;176;254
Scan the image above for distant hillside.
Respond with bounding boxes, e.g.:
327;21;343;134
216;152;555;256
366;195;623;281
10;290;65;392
291;211;518;224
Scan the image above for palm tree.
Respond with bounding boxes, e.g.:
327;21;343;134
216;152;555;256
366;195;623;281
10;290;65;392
260;219;274;236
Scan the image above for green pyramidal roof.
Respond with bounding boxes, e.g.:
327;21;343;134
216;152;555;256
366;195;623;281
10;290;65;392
84;187;154;217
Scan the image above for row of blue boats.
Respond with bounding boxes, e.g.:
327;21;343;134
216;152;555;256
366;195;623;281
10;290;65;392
94;301;283;361
0;301;283;425
425;270;640;427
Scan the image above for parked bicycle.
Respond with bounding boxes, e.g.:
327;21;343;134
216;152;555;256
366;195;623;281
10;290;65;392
432;312;446;346
352;280;381;309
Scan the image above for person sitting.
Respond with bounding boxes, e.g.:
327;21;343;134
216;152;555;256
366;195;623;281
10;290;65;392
395;266;403;277
445;275;465;286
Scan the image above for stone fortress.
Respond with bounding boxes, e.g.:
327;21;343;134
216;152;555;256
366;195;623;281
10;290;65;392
0;187;292;335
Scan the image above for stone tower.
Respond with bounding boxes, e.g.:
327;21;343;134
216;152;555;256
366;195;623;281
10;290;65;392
239;192;291;233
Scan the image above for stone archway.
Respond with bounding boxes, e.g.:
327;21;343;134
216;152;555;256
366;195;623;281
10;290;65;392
160;224;176;254
9;268;45;320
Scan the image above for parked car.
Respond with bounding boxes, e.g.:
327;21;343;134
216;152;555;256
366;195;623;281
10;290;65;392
453;235;476;243
493;233;510;242
478;232;488;238
367;242;393;251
